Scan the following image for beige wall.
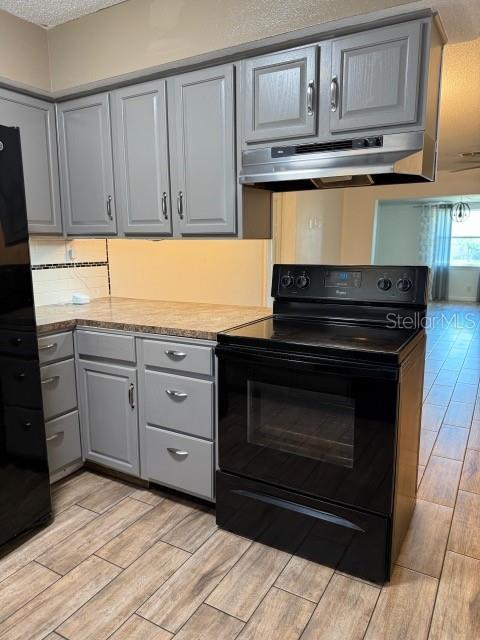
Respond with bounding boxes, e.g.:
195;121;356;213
340;170;480;264
46;0;412;91
0;9;50;91
107;239;269;307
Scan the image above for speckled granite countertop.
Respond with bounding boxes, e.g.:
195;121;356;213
35;297;272;341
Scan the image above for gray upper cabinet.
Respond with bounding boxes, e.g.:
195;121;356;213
111;81;172;236
169;65;236;236
0;89;62;234
57;93;117;235
329;21;423;133
242;46;318;143
77;359;139;475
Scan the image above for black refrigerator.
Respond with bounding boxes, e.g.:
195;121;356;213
0;124;52;547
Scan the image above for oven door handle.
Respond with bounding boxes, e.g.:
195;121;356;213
233;489;365;532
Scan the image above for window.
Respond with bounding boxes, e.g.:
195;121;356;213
450;210;480;267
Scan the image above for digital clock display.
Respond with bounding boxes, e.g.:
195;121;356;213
325;270;362;287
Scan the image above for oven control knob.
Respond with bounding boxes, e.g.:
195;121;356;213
280;273;294;288
295;274;310;289
377;277;392;291
397;278;412;292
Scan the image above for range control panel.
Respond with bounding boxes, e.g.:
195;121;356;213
272;265;429;305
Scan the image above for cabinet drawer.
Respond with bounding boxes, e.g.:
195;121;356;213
0;330;38;357
38;332;74;364
142;339;213;375
145;426;214;500
41;359;77;420
145;370;213;439
1;357;42;408
4;407;46;461
46;410;81;475
76;330;136;363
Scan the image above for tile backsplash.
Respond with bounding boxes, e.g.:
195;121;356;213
29;238;110;307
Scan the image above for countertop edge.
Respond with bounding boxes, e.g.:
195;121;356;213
36;316;272;342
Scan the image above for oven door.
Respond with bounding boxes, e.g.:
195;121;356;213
216;345;399;515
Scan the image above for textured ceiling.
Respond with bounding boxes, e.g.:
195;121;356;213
0;0;126;27
0;0;478;39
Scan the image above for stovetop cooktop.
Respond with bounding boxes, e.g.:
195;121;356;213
218;316;420;360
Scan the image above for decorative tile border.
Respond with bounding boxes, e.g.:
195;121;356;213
32;261;109;270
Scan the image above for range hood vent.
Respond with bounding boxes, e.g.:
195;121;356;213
272;137;383;158
240;132;436;191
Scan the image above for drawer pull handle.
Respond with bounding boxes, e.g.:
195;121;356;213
167;447;189;458
46;431;64;442
165;350;187;360
39;343;56;351
22;422;32;430
166;389;188;400
41;376;59;385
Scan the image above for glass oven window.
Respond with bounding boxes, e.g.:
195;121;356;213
247;380;355;468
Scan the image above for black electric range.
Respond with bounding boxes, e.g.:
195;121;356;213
215;264;429;583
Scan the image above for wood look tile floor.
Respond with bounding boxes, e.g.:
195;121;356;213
1;304;479;640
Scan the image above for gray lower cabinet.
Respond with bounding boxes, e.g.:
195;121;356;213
330;21;423;133
145;370;214;440
77;359;139;475
168;65;236;236
45;410;82;479
57;93;117;235
38;331;74;365
144;426;214;501
39;331;81;482
242;46;318;143
111;80;172;236
41;359;77;421
0;89;62;234
139;336;216;500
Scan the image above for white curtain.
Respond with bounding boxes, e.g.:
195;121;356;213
418;203;452;301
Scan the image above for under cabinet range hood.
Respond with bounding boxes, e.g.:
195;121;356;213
239;132;437;190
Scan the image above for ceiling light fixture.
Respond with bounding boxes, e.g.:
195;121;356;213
450;201;471;222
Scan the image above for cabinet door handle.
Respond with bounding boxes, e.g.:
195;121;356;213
306;80;315;116
177;191;184;220
41;376;59;385
38;343;56;351
161;192;169;220
128;383;135;409
166;389;188;399
167;447;189;458
165;349;187;360
107;195;113;220
330;76;338;112
46;431;64;442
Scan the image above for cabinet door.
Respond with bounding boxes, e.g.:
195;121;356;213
0;89;62;234
77;360;139;475
111;81;172;236
330;22;422;133
243;46;317;143
169;65;236;235
57;94;117;235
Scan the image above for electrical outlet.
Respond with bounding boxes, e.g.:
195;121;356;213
66;245;75;261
